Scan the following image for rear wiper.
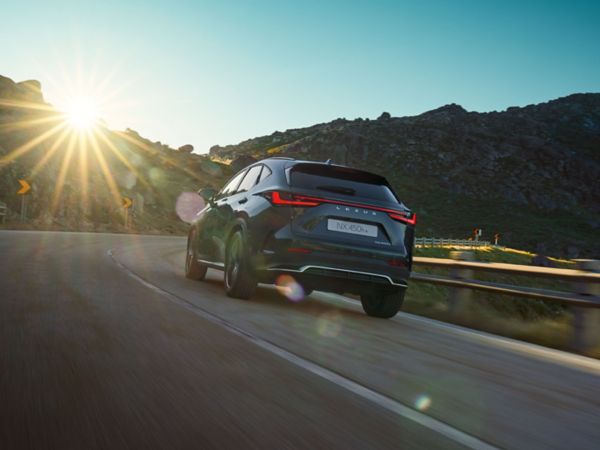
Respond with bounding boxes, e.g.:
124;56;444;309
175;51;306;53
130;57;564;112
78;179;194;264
316;185;356;196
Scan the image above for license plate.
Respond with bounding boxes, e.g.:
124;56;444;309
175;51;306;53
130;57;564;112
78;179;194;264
327;219;378;237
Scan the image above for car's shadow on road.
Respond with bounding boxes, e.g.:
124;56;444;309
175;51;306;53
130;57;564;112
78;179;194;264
161;260;397;328
198;272;369;320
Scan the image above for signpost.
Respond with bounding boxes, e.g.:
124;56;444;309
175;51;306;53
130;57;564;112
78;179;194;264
122;196;133;228
17;179;31;222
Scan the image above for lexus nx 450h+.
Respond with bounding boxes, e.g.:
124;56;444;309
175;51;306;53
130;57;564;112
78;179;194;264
185;158;416;318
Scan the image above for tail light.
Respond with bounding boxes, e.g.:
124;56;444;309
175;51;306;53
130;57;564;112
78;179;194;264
389;212;417;226
287;247;312;254
263;190;416;226
264;191;321;207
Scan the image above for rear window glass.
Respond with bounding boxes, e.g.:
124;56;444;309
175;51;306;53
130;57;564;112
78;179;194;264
289;164;400;203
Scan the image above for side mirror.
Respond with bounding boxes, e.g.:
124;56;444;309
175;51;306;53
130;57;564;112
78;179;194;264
198;187;217;203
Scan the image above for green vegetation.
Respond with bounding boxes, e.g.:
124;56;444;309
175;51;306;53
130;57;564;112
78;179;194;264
399;181;598;261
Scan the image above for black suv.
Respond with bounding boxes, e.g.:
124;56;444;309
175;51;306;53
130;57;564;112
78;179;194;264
185;158;415;318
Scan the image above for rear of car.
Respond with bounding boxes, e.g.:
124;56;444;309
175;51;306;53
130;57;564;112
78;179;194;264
257;161;415;313
187;157;415;318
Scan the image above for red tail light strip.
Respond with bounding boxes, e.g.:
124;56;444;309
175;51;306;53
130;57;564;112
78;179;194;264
286;247;312;254
270;191;320;207
267;191;416;225
388;212;417;226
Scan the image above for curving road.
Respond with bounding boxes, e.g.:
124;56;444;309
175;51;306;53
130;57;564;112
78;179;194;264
1;231;600;449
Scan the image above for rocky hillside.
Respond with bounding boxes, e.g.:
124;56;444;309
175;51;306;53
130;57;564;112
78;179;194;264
210;94;600;258
0;75;230;234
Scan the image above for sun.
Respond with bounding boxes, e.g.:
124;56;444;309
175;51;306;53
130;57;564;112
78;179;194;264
64;97;99;130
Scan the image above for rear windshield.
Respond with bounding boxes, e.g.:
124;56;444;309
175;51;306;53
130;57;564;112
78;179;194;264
289;164;400;203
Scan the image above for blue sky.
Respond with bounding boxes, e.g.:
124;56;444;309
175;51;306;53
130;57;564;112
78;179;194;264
2;0;599;152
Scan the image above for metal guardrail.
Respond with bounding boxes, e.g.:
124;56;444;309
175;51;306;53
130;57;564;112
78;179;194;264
415;237;491;247
411;252;600;352
0;202;7;224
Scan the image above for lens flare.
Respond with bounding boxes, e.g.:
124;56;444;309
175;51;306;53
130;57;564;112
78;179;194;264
176;192;205;223
275;275;305;302
317;311;342;338
414;394;432;411
117;171;137;189
149;167;165;184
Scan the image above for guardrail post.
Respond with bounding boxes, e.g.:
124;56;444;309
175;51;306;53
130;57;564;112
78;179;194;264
0;202;6;224
570;260;600;353
448;251;475;318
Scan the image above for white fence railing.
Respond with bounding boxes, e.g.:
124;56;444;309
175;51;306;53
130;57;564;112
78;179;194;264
415;237;491;248
411;253;600;352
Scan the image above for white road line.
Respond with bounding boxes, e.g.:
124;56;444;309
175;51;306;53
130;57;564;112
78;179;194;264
108;249;497;450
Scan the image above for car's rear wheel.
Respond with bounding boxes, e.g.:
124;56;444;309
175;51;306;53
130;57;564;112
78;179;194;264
360;289;405;318
225;229;257;299
185;230;207;280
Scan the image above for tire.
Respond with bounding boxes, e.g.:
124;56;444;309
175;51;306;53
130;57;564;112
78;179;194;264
224;229;257;299
360;289;405;318
185;230;207;280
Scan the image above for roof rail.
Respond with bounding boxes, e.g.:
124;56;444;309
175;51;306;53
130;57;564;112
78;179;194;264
268;156;295;160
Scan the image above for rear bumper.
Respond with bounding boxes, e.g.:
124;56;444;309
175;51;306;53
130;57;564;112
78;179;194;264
267;264;406;286
254;235;411;294
259;263;408;295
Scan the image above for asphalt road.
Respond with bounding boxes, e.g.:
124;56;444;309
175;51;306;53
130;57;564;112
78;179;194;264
1;231;599;449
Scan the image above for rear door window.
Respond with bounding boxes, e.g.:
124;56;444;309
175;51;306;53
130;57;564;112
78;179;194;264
289;164;399;203
219;170;246;197
236;165;263;193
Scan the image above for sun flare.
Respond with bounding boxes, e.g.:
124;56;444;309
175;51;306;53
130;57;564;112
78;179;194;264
64;97;98;130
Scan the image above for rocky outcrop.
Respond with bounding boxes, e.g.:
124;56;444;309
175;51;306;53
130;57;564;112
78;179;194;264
17;80;44;103
177;144;194;153
0;76;44;103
